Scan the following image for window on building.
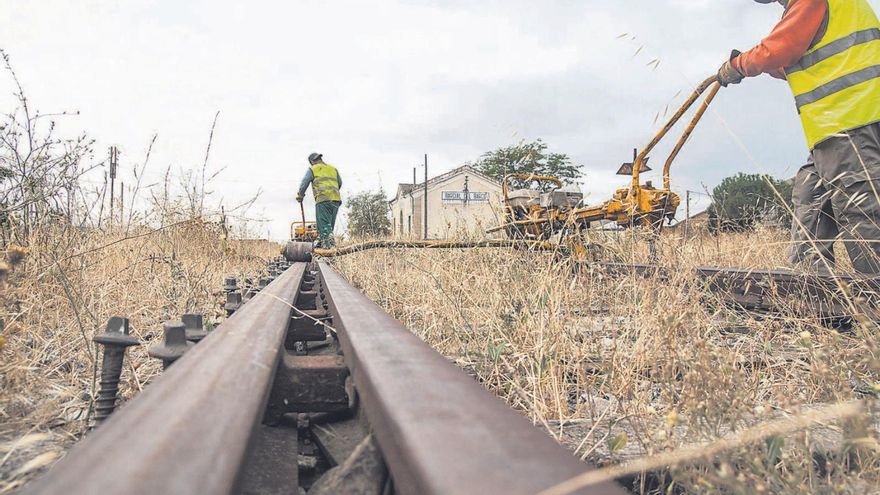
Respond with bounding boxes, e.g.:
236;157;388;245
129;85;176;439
399;211;404;235
407;215;411;234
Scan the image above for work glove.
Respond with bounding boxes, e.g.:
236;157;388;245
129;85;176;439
717;49;744;87
296;194;304;203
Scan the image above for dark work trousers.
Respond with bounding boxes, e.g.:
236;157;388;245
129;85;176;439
790;122;880;274
316;200;341;248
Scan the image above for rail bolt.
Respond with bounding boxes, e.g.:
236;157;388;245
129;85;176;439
92;316;140;424
148;321;194;370
226;291;242;316
182;313;208;343
223;277;238;294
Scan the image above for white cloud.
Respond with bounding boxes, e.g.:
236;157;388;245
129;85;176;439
2;0;876;238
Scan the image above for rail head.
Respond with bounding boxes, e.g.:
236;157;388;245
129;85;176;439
318;261;625;495
23;263;308;495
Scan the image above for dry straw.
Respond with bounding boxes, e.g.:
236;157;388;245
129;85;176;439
332;226;880;493
0;223;278;492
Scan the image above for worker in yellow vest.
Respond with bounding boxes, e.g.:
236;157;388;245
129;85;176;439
296;153;342;249
717;0;880;274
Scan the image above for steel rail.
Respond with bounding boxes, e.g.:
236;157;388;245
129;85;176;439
598;262;880;321
318;261;626;495
600;262;880;290
23;263;307;495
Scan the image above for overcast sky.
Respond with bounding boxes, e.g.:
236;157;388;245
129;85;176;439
4;0;876;239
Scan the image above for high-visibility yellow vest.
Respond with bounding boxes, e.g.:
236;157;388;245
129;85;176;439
310;163;341;203
785;0;880;149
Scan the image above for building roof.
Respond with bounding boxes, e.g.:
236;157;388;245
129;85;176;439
671;209;709;229
391;165;501;204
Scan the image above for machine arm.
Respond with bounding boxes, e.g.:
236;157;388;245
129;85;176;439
632;75;721;190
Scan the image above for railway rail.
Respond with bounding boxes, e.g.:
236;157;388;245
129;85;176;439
598;263;880;326
283;240;880;326
24;261;626;495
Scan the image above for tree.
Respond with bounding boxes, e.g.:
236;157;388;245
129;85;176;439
707;172;793;232
347;189;391;238
0;49;94;240
468;139;582;187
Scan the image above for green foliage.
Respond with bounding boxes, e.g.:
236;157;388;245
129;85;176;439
486;342;506;364
347;189;391;238
708;173;793;232
606;432;628;454
468;139;582;186
765;435;785;466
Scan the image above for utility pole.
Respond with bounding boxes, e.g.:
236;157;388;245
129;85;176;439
119;182;125;230
683;189;711;237
463;175;469;205
686;190;691;220
109;146;118;230
411;167;416;237
685;190;691;239
65;185;72;226
220;206;228;241
98;174;107;230
423;154;428;240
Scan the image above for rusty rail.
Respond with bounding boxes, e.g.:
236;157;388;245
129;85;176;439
24;261;625;494
23;263;307;494
598;263;880;325
319;261;625;495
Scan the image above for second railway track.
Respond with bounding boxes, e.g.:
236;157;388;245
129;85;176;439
598;262;880;327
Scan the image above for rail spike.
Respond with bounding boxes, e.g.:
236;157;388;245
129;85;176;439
147;321;194;370
92;317;140;425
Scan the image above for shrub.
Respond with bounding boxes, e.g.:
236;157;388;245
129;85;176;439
708;173;792;232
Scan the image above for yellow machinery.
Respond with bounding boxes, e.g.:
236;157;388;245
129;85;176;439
291;203;318;242
290;221;318;242
489;75;721;241
286;75;722;262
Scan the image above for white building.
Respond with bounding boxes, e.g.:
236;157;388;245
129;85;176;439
389;165;503;240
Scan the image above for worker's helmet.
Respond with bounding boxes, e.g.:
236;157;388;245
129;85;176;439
308;153;323;164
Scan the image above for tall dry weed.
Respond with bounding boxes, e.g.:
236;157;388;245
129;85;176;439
0;221;277;492
332;227;880;494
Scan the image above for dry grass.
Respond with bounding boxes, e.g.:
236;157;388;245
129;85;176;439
3;219;877;494
331;225;880;494
0;221;278;493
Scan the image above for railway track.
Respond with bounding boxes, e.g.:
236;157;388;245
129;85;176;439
282;239;880;326
23;260;626;495
598;263;880;326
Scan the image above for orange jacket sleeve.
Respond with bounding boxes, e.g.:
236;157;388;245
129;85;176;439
732;0;827;79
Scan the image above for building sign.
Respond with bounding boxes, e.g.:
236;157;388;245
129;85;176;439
441;191;489;202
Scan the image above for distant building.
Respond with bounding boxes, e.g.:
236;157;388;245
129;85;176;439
672;209;710;234
389;165;503;239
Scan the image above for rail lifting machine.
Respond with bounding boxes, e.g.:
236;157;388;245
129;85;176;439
285;76;722;262
488;76;721;247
